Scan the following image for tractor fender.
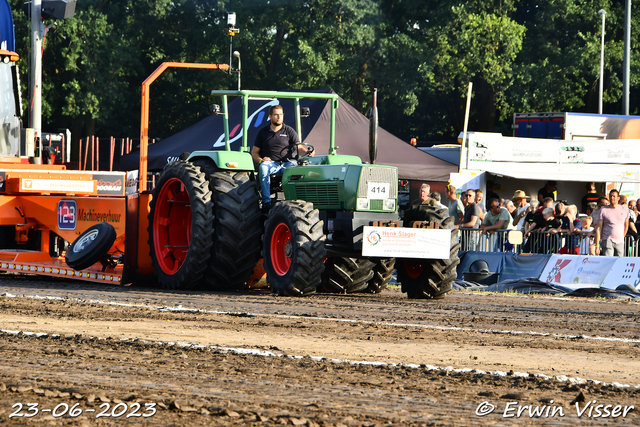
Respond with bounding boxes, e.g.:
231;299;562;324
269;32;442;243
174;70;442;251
188;151;255;172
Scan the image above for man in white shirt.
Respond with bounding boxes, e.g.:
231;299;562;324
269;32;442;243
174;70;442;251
511;190;531;231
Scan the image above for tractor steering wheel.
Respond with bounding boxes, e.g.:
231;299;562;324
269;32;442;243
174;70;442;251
278;142;314;161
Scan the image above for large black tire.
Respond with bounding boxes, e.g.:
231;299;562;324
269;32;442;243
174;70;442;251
148;161;213;290
66;222;116;270
193;159;262;291
263;200;326;296
321;257;375;294
397;204;460;299
364;258;396;293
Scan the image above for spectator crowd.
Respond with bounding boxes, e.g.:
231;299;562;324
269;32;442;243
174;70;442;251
416;181;637;257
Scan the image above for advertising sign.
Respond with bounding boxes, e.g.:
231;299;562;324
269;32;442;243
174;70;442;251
601;259;640;290
362;226;451;259
93;173;125;196
468;133;640;165
125;170;139;195
57;200;77;231
21;178;94;193
539;255;617;289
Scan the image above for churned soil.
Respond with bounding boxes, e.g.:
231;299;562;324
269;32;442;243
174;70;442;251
0;275;639;426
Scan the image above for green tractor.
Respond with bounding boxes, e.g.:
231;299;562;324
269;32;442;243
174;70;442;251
147;90;459;298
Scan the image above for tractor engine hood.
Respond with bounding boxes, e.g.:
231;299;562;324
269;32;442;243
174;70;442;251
282;161;398;212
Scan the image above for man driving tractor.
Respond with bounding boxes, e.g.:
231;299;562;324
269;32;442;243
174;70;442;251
251;105;313;213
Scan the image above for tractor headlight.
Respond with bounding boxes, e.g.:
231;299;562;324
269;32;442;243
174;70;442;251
383;199;396;211
357;198;369;210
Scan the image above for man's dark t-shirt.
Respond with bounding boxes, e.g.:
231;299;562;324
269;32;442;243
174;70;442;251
581;193;600;213
526;211;546;232
545;217;561;231
462;203;481;228
254;124;300;162
538;186;555;201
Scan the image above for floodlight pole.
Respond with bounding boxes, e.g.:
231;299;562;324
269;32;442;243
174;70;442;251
622;0;631;115
598;10;606;115
225;13;240;89
459;82;473;173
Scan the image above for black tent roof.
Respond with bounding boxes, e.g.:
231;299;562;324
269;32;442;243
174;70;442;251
119;91;456;181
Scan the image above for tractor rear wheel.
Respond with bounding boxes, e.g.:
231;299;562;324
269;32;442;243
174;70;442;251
194;159;262;291
363;258;395;293
396;205;460;299
321;257;375;293
263;201;325;296
148;161;213;290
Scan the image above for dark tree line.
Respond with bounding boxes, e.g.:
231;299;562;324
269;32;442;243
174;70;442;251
8;0;640;144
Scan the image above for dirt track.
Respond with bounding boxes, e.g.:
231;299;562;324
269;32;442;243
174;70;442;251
0;275;639;426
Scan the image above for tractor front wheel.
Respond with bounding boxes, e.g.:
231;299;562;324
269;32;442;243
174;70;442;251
263;201;325;296
364;258;396;293
321;257;375;293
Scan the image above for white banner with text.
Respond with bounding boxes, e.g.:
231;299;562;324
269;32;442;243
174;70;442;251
362;226;451;259
539;255;618;289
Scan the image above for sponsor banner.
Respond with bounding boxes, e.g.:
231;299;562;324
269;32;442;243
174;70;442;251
559;142;637;164
468;134;558;163
0;171;5;193
362;226;450;259
126;170;139;195
468;133;640;165
21;178;94;193
93;173;125;196
539;255;617;289
57;200;77;231
601;258;640;291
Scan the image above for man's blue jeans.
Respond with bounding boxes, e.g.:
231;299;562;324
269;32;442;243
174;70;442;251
259;160;297;204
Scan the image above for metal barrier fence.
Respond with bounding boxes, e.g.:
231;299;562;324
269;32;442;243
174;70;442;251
458;228;640;257
458;229;520;253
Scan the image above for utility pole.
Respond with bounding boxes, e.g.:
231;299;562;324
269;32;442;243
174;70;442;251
30;0;43;161
622;0;631;115
598;10;606;115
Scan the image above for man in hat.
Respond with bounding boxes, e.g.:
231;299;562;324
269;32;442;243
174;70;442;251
512;190;531;231
537;181;557;203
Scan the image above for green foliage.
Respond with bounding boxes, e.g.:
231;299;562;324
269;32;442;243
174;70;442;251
7;0;640;144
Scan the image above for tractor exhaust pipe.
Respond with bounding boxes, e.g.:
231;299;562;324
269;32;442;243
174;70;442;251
369;88;378;165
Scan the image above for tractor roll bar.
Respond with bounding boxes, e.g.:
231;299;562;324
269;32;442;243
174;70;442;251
209;90;340;156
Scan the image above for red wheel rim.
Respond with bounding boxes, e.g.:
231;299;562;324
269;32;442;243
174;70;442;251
404;260;424;279
270;222;292;276
153;177;192;274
